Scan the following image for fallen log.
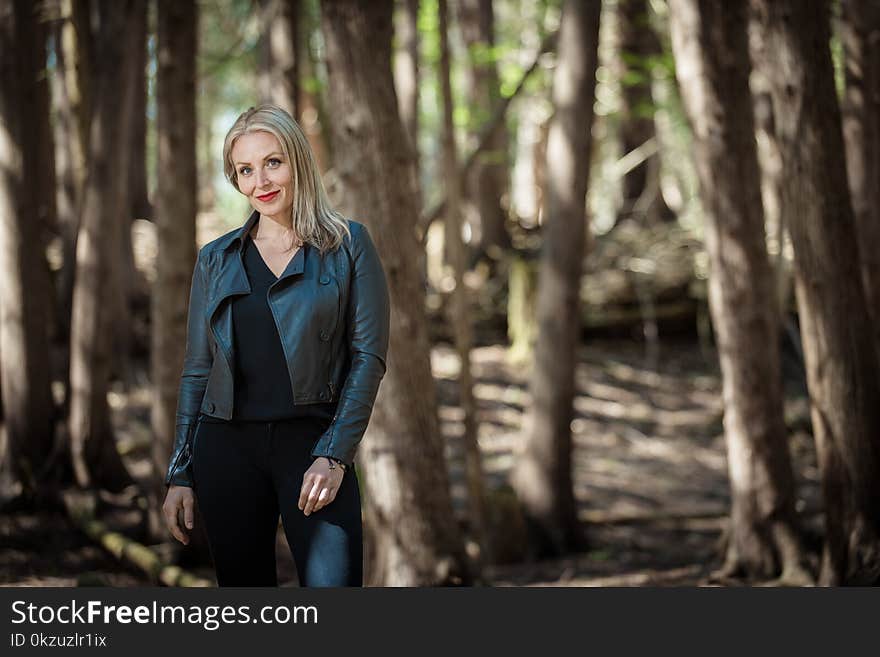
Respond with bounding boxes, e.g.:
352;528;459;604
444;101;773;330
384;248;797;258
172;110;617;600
61;489;212;587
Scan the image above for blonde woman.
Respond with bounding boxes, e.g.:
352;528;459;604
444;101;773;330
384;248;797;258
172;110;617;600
162;104;390;587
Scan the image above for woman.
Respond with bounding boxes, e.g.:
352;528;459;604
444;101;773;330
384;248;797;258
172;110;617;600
161;104;390;587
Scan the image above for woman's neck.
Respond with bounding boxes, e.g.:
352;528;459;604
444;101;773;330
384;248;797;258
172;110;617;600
254;213;301;247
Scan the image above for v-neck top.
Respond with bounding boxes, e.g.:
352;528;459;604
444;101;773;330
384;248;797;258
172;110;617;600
228;231;338;422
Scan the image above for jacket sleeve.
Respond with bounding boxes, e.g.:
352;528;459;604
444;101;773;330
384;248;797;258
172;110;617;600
165;248;213;487
311;222;390;467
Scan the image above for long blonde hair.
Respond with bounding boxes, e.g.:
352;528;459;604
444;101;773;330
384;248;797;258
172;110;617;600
223;104;350;253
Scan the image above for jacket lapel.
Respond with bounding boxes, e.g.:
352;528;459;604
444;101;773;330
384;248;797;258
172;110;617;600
206;210;257;357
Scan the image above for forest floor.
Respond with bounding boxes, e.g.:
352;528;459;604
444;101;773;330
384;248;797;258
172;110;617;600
0;336;822;588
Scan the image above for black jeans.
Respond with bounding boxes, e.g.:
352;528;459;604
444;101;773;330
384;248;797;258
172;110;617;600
191;415;363;587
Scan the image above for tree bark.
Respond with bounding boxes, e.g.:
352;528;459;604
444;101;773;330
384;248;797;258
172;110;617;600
152;0;198;538
320;0;472;586
841;0;880;357
0;0;56;493
753;0;880;585
68;0;138;492
458;0;511;255
508;0;600;558
668;0;810;584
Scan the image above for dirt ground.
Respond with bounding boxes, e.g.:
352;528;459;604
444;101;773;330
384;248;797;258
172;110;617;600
0;337;822;587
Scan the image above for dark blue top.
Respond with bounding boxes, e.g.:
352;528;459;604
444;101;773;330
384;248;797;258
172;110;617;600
228;229;337;423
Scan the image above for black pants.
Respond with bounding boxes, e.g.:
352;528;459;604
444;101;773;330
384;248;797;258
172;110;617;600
191;416;363;587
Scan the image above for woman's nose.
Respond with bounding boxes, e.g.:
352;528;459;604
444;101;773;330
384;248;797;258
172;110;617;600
256;167;271;187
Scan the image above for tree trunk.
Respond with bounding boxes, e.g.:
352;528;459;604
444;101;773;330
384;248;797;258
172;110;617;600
319;0;472;586
68;0;138;492
128;0;151;221
508;0;600;558
0;0;57;494
393;0;419;169
753;0;880;585
746;10;792;329
298;0;329;171
668;0;810;584
151;0;198;539
614;0;673;228
439;0;488;570
458;0;511;256
108;0;146;392
841;0;880;357
258;0;300;116
52;0;92;399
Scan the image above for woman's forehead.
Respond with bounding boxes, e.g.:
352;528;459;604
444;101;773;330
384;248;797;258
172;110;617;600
232;131;282;160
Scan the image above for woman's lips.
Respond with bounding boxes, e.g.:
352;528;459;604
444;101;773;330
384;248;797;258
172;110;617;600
257;190;280;202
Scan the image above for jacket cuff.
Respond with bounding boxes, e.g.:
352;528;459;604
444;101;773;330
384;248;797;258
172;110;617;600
165;423;196;488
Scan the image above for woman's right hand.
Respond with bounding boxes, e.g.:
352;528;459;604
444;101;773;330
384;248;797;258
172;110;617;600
163;485;195;545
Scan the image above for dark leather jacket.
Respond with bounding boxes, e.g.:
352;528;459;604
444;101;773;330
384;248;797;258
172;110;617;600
164;210;390;487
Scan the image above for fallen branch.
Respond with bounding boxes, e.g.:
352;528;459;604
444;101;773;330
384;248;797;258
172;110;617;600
61;489;212;587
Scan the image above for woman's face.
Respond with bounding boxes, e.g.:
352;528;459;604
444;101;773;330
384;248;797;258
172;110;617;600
231;131;294;221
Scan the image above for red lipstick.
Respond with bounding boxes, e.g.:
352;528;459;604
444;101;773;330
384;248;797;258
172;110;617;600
257;190;280;202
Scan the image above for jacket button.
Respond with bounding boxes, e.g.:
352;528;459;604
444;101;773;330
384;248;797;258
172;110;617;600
320;274;330;285
319;330;329;341
319;391;328;401
207;401;215;413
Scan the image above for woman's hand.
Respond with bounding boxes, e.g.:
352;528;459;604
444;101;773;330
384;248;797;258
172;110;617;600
299;457;345;516
163;485;195;545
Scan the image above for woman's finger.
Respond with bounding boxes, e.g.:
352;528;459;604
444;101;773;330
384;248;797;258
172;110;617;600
313;486;339;513
303;479;322;515
298;475;315;511
164;502;189;545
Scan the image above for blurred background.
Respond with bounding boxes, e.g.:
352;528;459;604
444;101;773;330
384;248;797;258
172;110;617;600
1;0;878;587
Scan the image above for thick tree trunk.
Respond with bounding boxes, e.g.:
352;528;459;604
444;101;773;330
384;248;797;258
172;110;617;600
668;0;810;584
438;0;488;570
393;0;419;169
458;0;511;256
320;0;472;586
753;0;880;585
0;0;56;493
614;0;673;228
298;0;329;171
841;0;880;357
258;0;300;116
508;0;600;558
152;0;198;538
68;0;138;492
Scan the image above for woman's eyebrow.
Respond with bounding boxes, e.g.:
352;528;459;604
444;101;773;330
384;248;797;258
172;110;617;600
234;152;284;166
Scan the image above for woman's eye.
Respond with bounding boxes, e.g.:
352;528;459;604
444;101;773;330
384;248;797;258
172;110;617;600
268;158;281;167
239;166;251;175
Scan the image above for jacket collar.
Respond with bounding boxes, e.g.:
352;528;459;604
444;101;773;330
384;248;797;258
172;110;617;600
215;208;309;277
217;208;260;254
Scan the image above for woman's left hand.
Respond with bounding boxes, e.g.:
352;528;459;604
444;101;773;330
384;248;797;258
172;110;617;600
299;457;345;516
